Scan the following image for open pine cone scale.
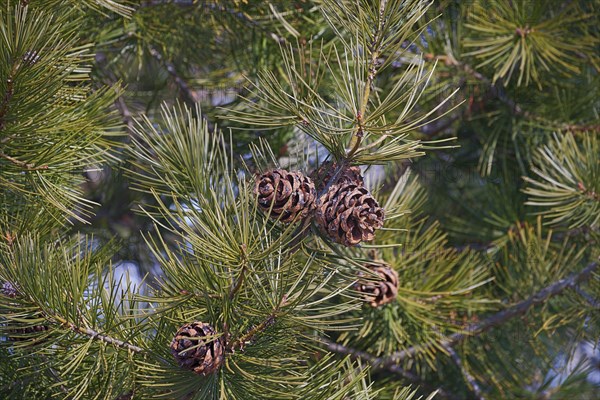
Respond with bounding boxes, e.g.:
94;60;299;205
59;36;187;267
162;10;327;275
255;169;316;223
318;183;384;246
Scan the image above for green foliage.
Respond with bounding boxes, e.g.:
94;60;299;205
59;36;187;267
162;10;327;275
463;0;599;87
524;133;599;228
1;0;599;399
0;2;121;231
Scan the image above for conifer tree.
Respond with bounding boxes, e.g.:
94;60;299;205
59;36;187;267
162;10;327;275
1;1;598;399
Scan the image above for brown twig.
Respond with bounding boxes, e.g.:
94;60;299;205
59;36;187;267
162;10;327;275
0;74;15;132
0;150;48;170
38;354;69;395
95;52;135;136
574;285;600;309
422;53;600;133
322;338;459;400
442;344;486;400
229;243;249;299
227;296;287;352
139;1;288;44
380;259;599;368
148;46;196;106
51;314;144;353
346;0;387;159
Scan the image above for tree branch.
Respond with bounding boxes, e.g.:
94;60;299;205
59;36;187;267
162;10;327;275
0;73;15;132
228;296;287;352
0;150;48;170
346;0;387;159
138;1;287;44
423;53;600;133
380;259;599;368
442;344;486;400
574;285;600;309
229;244;249;299
51;314;144;354
322;338;459;400
148;46;196;106
73;323;145;353
95;52;135;137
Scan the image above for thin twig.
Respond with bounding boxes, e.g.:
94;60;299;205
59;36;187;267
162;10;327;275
51;314;144;353
40;355;69;395
380;259;599;368
95;52;135;136
0;74;14;132
346;0;387;159
148;46;196;106
423;53;600;133
228;296;287;352
0;150;48;170
139;1;287;44
229;244;249;299
442;344;486;400
322;339;459;400
71;323;145;353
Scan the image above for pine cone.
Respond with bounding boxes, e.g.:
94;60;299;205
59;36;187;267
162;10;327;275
315;183;384;246
7;324;50;342
355;263;399;307
311;162;363;192
170;322;223;375
254;169;316;223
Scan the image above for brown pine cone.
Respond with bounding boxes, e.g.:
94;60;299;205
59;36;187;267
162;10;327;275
170;322;223;375
355;263;399;307
315;183;384;246
311;162;363;192
254;169;316;223
7;324;50;342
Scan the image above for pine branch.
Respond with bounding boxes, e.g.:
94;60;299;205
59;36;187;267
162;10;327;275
0;150;48;170
380;259;599;367
95;53;134;136
139;0;194;6
229;244;249;299
51;314;144;354
227;296;287;352
148;46;196;106
346;0;387;158
423;53;600;133
322;338;459;400
139;1;287;44
41;355;69;395
0;71;15;132
442;344;485;400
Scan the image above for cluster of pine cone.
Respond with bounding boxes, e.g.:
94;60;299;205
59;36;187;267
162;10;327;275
254;162;384;246
168;165;390;375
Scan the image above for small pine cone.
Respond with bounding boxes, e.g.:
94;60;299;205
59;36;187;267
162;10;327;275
311;162;363;192
7;324;50;342
355;263;399;307
170;322;223;375
315;183;384;246
254;169;316;223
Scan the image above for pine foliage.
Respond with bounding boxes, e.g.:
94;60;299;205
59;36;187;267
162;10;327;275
1;0;599;399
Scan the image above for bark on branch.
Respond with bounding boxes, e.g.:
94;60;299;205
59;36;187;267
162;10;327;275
380;259;599;368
